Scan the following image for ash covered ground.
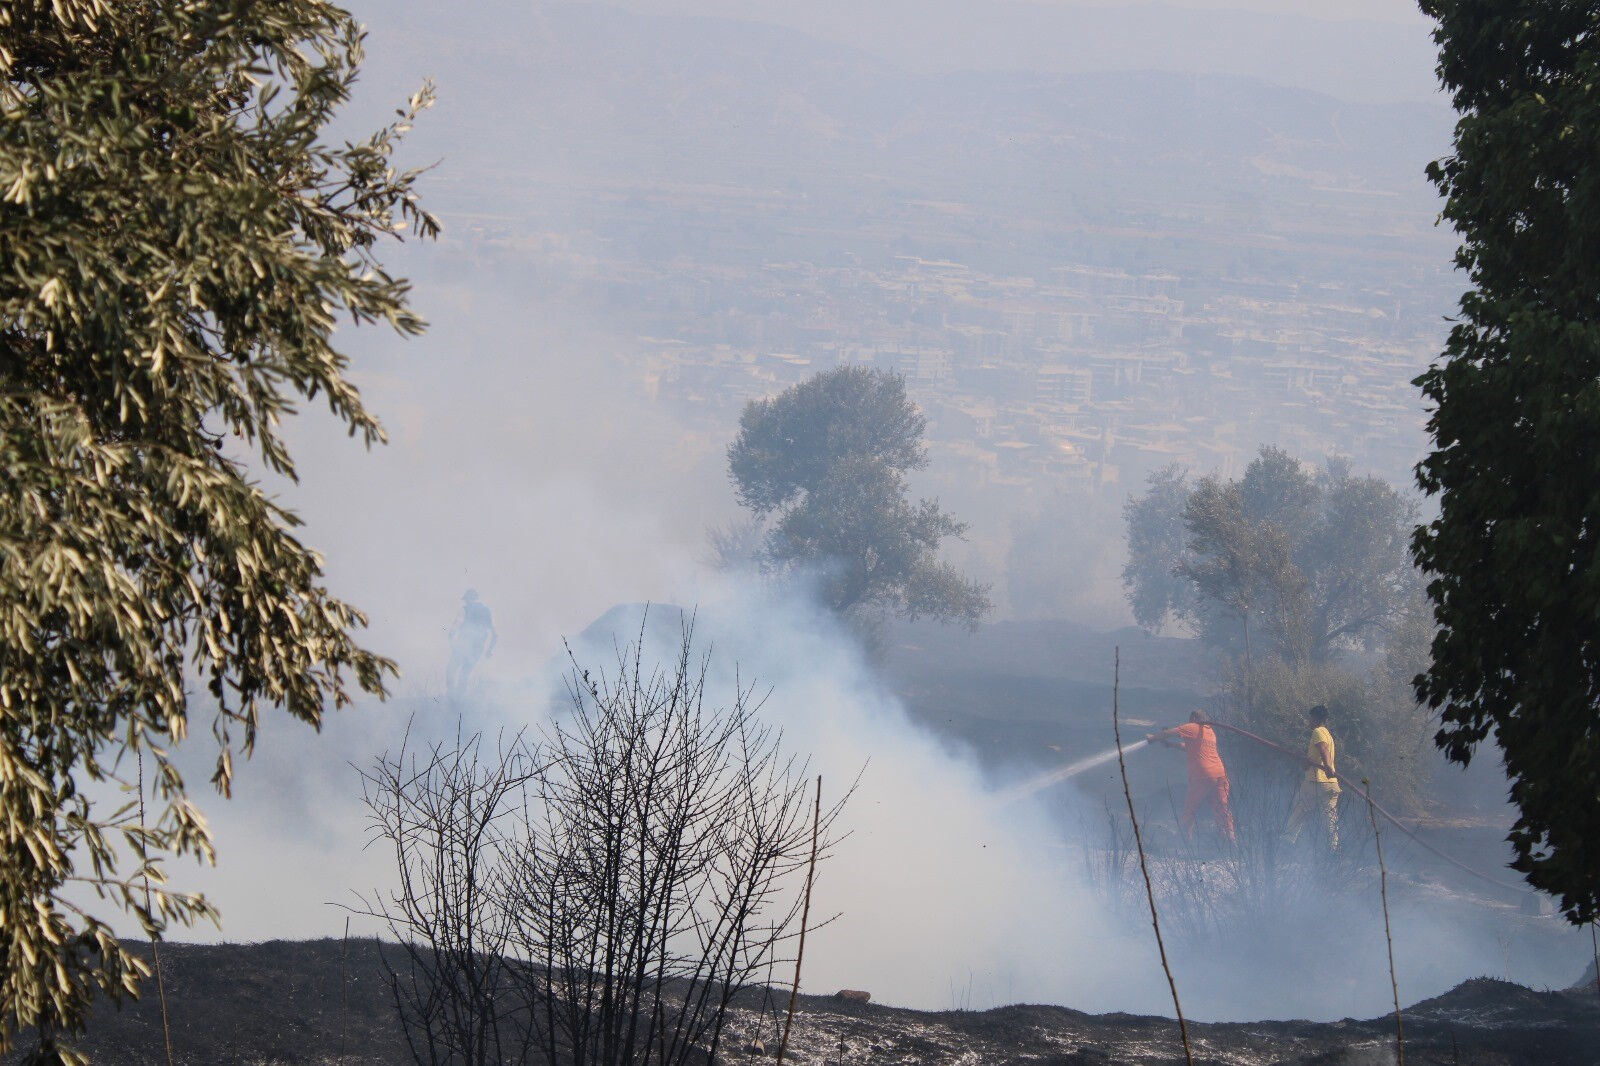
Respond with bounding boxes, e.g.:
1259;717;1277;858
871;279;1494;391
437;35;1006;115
35;939;1600;1065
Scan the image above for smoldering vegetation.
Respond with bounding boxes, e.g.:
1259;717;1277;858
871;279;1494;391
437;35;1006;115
143;238;1590;1036
156;576;1591;1028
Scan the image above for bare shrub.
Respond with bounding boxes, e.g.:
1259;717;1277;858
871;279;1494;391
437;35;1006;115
358;728;539;1065
360;618;847;1065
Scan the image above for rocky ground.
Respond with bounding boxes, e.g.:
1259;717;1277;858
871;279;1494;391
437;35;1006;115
729;977;1600;1064
13;938;1596;1065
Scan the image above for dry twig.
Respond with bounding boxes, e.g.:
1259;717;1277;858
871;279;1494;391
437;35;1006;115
1365;782;1404;1065
1112;648;1193;1066
137;747;176;1066
1590;922;1599;1000
340;916;351;1063
778;776;824;1065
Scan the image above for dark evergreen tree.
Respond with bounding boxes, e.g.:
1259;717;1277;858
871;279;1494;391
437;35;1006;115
1413;0;1600;921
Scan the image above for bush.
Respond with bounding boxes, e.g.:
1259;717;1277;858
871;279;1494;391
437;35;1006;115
359;619;847;1065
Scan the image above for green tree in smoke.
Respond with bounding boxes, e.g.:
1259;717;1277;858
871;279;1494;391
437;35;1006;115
1125;448;1418;665
0;1;435;1058
1414;0;1600;920
1121;464;1198;631
1123;448;1428;803
727;366;990;630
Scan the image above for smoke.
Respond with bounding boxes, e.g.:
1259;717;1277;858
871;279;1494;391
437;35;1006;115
550;591;1170;1015
163;562;1590;1023
544;593;1594;1022
114;237;1584;1028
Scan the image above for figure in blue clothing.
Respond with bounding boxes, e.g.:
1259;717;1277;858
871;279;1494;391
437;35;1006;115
446;588;497;703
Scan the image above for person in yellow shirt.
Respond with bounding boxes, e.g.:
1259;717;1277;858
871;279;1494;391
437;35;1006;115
1285;704;1341;849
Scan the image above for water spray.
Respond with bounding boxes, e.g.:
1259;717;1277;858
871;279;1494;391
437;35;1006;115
993;738;1150;808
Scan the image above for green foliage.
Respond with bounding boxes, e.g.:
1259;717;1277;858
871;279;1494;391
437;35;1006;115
1119;465;1195;630
1123;448;1428;803
728;366;927;516
1124;448;1418;665
0;1;435;1057
1414;0;1600;921
727;366;990;627
1229;600;1435;814
1179;468;1305;659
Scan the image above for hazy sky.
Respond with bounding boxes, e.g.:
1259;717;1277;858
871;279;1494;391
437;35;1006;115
1111;0;1424;20
367;0;1445;103
1167;0;1425;19
602;0;1430;26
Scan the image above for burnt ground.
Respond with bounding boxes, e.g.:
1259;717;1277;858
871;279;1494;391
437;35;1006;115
11;938;1597;1065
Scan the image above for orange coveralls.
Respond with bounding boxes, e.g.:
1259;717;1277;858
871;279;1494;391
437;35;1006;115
1168;722;1235;842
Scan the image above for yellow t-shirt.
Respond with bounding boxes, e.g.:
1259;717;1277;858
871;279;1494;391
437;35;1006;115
1306;725;1340;791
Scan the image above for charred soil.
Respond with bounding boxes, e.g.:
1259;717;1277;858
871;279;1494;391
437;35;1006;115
11;939;1596;1065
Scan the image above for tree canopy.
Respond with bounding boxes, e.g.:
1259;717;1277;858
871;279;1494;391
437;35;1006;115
0;1;434;1057
1124;449;1418;666
727;366;989;628
1414;0;1600;921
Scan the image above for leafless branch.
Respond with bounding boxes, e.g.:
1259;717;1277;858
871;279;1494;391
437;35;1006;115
1112;647;1193;1066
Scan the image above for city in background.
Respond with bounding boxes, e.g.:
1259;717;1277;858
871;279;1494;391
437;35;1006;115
364;2;1460;617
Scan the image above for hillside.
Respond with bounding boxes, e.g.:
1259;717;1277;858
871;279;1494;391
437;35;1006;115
20;939;1598;1065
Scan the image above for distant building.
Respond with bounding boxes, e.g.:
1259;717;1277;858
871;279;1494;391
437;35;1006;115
1035;365;1093;406
891;347;953;384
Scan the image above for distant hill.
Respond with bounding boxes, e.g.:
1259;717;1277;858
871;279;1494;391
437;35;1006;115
886;617;1209;696
879;618;1211;791
356;1;1453;225
555;607;1212;800
27;938;1600;1064
368;0;1446;105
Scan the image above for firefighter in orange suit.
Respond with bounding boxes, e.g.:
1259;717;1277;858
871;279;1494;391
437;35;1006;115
1148;710;1236;843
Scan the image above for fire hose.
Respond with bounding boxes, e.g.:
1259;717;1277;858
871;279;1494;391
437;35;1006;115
1206;720;1526;894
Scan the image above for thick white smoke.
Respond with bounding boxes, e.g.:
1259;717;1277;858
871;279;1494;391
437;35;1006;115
168;567;1591;1023
135;209;1584;1029
550;590;1171;1015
